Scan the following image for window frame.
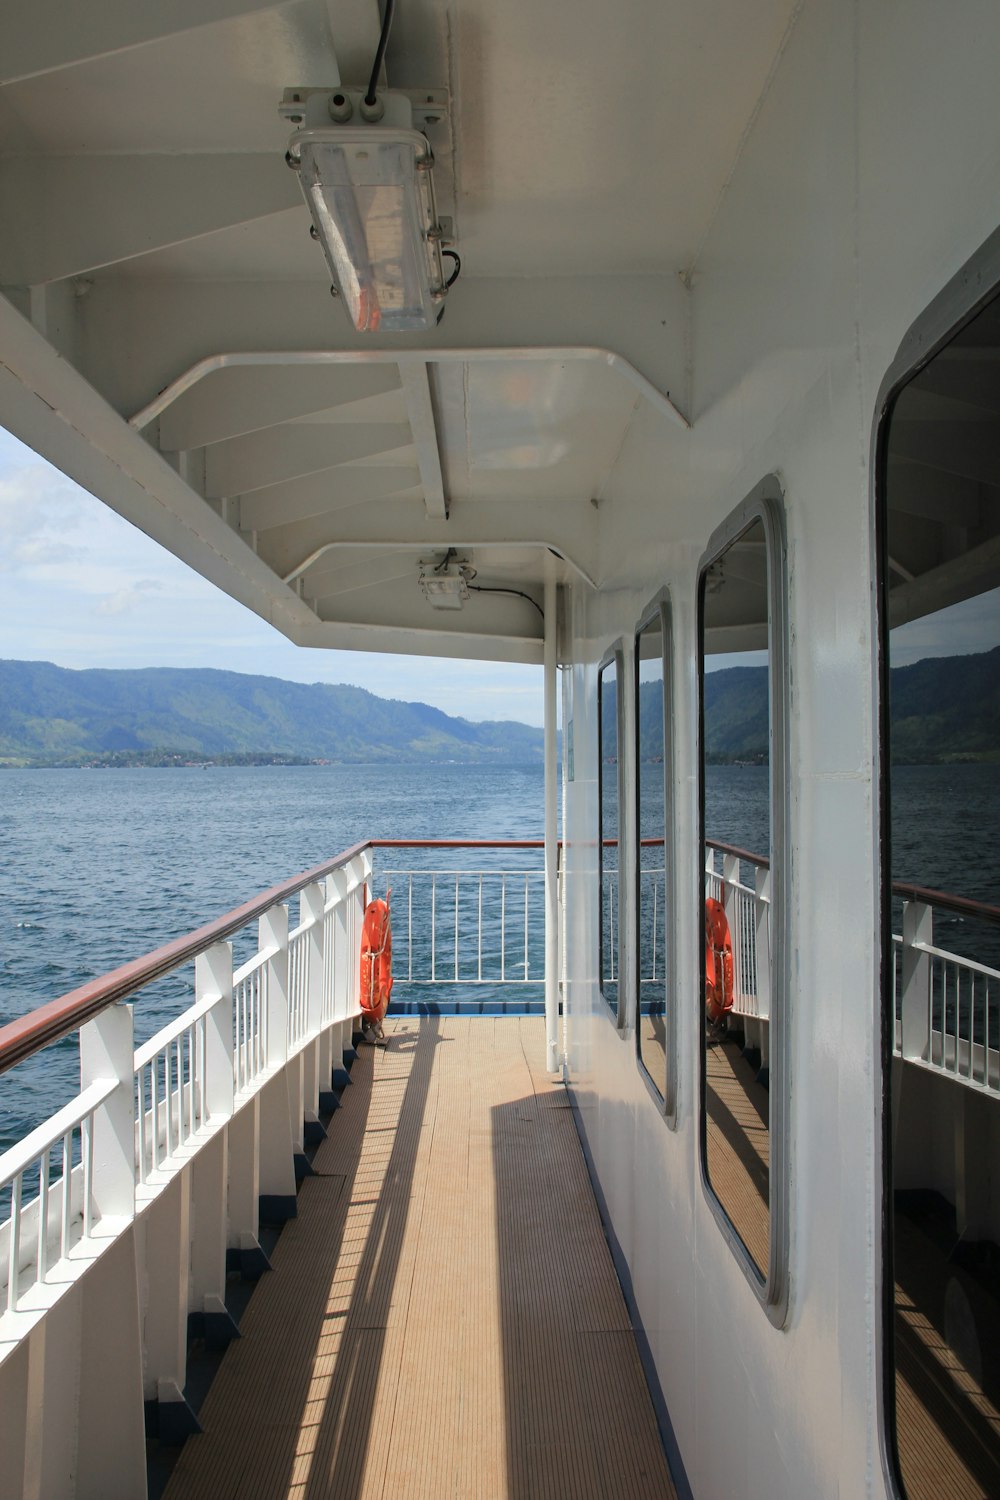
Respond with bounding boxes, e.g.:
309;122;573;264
871;226;1000;1500
598;642;627;1027
696;476;790;1326
633;591;677;1122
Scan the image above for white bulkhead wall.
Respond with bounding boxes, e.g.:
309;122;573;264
561;3;1000;1498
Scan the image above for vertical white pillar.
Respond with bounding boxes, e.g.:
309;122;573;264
901;900;932;1062
79;1002;135;1223
301;882;326;1130
544;573;560;1074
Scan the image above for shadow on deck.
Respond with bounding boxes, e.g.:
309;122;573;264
161;1016;675;1500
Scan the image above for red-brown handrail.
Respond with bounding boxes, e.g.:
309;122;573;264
891;882;1000;927
0;838;553;1077
0;840;372;1077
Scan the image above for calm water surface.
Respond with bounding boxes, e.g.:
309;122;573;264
1;761;997;1147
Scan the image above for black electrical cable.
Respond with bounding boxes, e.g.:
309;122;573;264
443;250;461;288
468;585;545;623
365;0;396;107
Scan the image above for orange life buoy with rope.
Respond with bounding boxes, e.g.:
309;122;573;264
705;897;734;1025
359;891;393;1036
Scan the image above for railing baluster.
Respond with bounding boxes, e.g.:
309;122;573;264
478;875;483;982
524;873;529;981
431;874;437;984
37;1148;50;1283
408;874;413;981
82;1114;93;1236
455;876;460;982
60;1131;71;1258
501;877;506;983
8;1172;22;1312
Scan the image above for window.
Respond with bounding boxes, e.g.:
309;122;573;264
878;284;1000;1498
635;600;672;1108
698;485;787;1314
599;652;622;1020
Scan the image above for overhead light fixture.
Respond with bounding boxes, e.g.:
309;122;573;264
282;88;454;333
419;555;472;610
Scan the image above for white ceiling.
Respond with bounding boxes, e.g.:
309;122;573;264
0;0;800;660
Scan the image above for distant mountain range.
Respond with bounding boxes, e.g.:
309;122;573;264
1;648;996;769
0;661;544;767
637;646;1000;764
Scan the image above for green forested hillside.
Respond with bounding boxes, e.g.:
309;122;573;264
0;661;544;766
633;648;1000;764
2;647;996;768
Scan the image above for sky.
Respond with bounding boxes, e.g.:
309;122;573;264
0;428;545;726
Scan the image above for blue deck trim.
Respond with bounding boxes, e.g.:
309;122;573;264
566;1082;695;1500
388;999;545;1016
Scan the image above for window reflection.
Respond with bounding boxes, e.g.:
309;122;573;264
636;609;668;1100
700;516;772;1278
599;657;620;1017
882;292;1000;1499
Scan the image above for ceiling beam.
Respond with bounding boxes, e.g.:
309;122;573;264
398;363;447;519
0;155;301;287
157;363;403;452
0;0;286;84
77;275;691;424
204;422;413;497
241;466;422;532
257;495;598;585
886;461;984;528
888;420;1000;490
324;0;382;87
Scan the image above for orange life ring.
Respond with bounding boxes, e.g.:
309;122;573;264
705;897;734;1025
359;894;393;1027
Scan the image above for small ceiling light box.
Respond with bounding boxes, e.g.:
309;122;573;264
282;88;453;333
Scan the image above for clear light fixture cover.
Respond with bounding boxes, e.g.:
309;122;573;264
293;128;446;332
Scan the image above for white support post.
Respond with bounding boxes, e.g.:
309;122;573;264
199;941;234;1124
261;903;289;1071
328;868;352;1080
79;1002;135;1225
301;882;326;1130
257;904;297;1218
901;900;932;1062
544;573;559;1075
755;867;772;1022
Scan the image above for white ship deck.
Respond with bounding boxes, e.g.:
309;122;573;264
162;1016;676;1500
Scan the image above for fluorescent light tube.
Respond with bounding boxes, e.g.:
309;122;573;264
291;127;447;332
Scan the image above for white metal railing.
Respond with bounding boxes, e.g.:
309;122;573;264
0;1079;113;1315
379;867;545;986
0;847;372;1335
893;895;1000;1096
704;843;772;1021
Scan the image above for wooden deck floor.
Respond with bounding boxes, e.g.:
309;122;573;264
164;1017;676;1500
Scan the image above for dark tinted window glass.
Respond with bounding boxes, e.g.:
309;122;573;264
700;516;772;1278
637;611;668;1099
599;658;620;1016
882;293;1000;1499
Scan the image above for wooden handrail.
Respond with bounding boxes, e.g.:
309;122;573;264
0;840;372;1077
891;882;1000;927
6;835;997;1077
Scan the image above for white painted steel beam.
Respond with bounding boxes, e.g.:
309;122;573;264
0;156;301;287
398;362;448;519
324;0;382;89
242;466;422;532
259;495;599;584
204;423;414;497
0;0;288;84
157;364;403;452
544;571;560;1075
89;276;691;424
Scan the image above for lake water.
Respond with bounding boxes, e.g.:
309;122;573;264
1;761;997;1149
